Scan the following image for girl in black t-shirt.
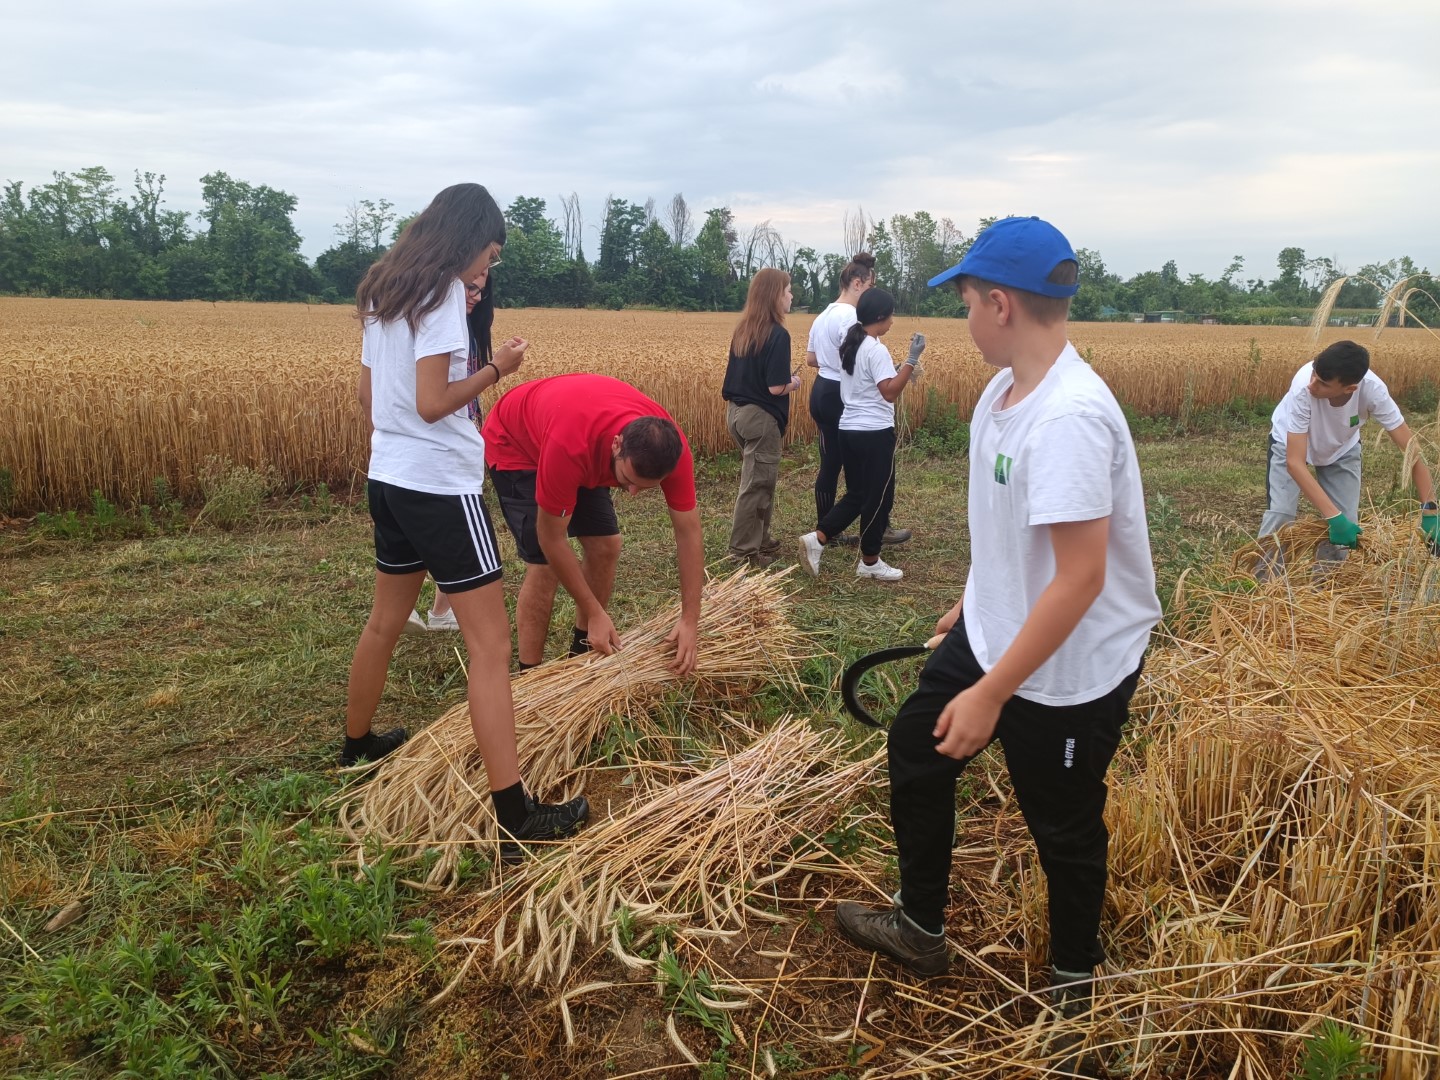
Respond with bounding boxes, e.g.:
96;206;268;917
721;268;799;566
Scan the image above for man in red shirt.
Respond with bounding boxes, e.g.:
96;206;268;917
482;374;703;674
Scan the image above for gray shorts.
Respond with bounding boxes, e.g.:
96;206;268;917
1258;436;1362;538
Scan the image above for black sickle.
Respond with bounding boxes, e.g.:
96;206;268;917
840;645;933;728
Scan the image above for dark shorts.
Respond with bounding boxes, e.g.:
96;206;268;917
368;480;503;593
487;467;620;566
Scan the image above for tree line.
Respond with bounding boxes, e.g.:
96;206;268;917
1;166;1433;324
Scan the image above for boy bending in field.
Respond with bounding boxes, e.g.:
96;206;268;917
1257;339;1438;578
833;217;1162;1070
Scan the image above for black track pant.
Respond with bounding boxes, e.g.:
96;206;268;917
887;616;1142;972
816;427;896;559
809;376;843;527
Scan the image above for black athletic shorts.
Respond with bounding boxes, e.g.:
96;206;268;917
367;479;503;593
487;467;620;566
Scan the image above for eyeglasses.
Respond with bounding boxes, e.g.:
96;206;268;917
465;282;484;297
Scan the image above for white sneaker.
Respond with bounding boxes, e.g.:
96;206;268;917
856;558;903;581
426;607;459;631
798;532;824;576
403;609;427;635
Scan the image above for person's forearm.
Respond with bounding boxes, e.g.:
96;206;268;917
1412;459;1436;505
805;351;819;369
536;516;603;620
674;514;704;628
878;364;913;403
1289;460;1341;519
416;363;501;423
971;570;1104;704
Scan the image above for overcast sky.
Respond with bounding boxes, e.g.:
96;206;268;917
3;0;1437;280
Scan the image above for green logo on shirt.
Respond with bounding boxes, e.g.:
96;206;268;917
994;453;1013;485
1349;415;1360;427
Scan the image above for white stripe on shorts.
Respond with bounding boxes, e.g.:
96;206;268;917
434;493;500;588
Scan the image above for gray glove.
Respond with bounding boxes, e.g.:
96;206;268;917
906;333;926;364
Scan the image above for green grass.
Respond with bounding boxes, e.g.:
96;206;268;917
0;424;1427;1077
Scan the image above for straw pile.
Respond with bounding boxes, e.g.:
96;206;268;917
1098;514;1440;1077
337;568;808;888
430;717;883;1005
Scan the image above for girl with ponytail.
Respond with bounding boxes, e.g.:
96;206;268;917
798;288;925;581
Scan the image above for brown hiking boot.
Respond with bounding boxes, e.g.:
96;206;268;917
835;898;949;976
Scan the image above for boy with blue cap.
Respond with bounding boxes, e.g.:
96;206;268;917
834;217;1161;1059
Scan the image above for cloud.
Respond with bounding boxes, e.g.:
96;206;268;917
1;0;1436;278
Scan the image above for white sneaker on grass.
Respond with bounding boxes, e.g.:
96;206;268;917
426;607;459;631
798;532;824;576
856;558;903;582
403;609;427;635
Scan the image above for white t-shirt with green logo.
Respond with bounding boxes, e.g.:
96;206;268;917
963;344;1161;706
1270;364;1403;467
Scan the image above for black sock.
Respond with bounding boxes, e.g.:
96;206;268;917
344;732;376;754
569;626;590;657
491;781;529;833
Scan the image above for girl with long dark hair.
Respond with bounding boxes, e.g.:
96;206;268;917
348;182;587;858
799;288;924;581
722;268;800;565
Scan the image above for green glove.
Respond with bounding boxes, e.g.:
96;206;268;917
1421;511;1439;555
1326;513;1362;549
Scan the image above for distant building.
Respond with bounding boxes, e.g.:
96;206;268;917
1143;310;1186;323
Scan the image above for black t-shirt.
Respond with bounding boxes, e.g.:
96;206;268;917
721;324;792;433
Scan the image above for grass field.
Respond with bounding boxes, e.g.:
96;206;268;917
2;298;1438;510
3;412;1437;1078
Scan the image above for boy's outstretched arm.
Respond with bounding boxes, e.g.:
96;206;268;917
1385;423;1437;504
665;506;704;676
1285;431;1342;519
933;517;1108;759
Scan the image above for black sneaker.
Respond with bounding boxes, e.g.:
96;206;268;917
882;527;913;546
339;727;408;767
835;898;949;976
500;794;590;863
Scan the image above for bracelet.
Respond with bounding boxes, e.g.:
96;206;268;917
483;360;500;383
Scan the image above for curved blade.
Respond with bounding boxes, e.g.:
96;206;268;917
840;645;932;728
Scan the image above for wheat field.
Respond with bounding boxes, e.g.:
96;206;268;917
2;297;1438;511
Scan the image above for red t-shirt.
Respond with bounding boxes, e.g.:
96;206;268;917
482;374;698;517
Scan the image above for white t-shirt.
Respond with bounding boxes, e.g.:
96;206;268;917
837;336;898;432
963;344;1161;706
806;301;857;381
362;278;488;495
1270;364;1404;466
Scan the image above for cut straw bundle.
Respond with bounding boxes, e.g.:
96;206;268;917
432;717;883;996
336;568;808;888
1094;513;1440;1076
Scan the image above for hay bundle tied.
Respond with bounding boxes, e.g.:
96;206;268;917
338;569;807;887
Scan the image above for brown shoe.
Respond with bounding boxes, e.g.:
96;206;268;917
835;899;948;976
882;528;913;545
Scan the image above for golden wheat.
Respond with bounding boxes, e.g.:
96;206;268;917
3;297;1439;510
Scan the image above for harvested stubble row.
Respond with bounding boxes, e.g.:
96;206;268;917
336;569;808;889
431;716;883;1004
1096;513;1440;1078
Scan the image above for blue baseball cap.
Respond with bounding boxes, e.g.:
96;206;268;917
927;216;1079;298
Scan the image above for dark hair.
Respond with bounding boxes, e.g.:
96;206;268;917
955;260;1077;326
618;416;684;480
840;252;877;291
1312;340;1370;385
839;288;895;375
356;183;506;333
468;277;495;369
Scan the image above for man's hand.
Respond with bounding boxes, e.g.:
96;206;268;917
933;684;1003;760
665;619;699;676
583;609;623;656
1327;513;1363;549
933;600;962;639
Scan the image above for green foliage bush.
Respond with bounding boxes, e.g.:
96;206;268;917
197;455;274;529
